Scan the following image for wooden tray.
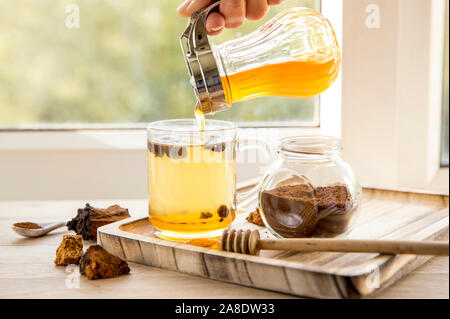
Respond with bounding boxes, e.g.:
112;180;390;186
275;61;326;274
97;188;449;298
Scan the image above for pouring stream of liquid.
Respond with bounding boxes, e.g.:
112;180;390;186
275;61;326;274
194;103;206;145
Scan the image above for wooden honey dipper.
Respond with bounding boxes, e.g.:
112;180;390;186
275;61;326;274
221;229;449;256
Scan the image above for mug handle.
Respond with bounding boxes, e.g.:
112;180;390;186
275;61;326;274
235;139;272;210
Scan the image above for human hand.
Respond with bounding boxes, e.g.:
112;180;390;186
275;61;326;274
177;0;283;35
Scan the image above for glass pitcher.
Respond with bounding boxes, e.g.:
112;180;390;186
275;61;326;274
180;2;340;115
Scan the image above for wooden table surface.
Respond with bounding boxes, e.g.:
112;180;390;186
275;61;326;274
1;199;448;299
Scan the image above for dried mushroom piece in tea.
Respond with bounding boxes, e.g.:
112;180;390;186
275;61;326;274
147;142;188;160
200;212;213;219
217;205;229;218
204;142;226;152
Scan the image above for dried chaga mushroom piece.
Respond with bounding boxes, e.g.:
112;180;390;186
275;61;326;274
67;203;131;240
148;142;164;158
148;142;187;160
200;212;213;219
246;208;265;227
166;145;187;159
204;142;226;152
80;245;130;280
315;185;352;210
217;205;229;218
54;235;83;266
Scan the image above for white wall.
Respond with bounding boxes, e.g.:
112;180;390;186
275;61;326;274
0;130;267;200
341;0;448;193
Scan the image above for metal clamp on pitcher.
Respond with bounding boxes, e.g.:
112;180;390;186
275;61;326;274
180;1;341;115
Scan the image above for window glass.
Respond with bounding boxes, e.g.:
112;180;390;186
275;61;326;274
0;0;319;126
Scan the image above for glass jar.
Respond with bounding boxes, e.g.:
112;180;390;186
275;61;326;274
180;5;340;114
258;136;362;238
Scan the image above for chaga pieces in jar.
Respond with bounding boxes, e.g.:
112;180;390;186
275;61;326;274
260;184;356;238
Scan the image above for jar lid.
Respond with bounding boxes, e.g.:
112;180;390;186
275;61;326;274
279;136;341;156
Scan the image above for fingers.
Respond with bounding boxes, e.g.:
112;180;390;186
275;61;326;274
177;0;213;18
267;0;283;5
246;0;269;20
205;12;226;35
220;0;246;28
177;0;225;35
178;0;283;35
177;0;192;17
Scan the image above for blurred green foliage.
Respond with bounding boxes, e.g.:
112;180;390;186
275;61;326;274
0;0;318;125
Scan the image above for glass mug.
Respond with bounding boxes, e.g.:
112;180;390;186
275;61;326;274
147;119;270;241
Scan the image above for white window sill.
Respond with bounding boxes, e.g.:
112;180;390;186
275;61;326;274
0;126;329;200
0;124;334;152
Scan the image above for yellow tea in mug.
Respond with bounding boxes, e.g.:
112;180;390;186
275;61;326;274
147;137;236;240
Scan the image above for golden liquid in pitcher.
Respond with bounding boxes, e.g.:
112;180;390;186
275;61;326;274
147;137;236;238
221;59;339;104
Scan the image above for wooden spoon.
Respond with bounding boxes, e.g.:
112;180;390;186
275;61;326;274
221;229;449;256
